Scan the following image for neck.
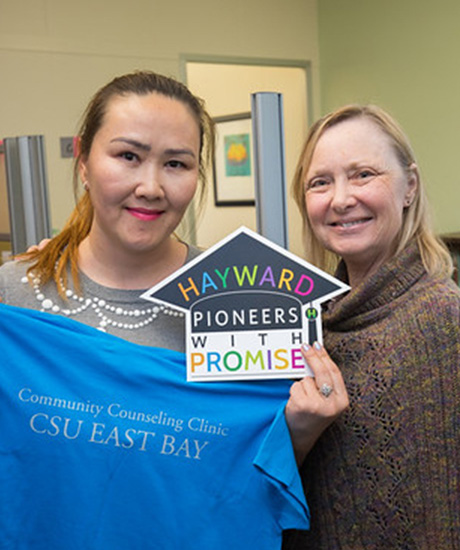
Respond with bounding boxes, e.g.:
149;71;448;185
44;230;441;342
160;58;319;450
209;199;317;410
77;236;187;290
345;256;388;288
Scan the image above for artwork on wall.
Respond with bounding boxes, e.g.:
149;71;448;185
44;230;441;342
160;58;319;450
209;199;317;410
212;113;255;206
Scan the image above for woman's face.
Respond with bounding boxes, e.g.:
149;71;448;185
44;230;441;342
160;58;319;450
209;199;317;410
79;92;200;256
304;117;417;278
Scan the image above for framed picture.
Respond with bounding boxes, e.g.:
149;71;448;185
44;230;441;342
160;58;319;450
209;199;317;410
213;113;255;207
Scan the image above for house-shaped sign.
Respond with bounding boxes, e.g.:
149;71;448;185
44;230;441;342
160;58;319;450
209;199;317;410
142;227;349;382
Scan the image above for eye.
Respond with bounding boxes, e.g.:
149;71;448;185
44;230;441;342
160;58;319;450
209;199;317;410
166;159;186;169
352;168;377;183
119;151;139;162
306;177;331;192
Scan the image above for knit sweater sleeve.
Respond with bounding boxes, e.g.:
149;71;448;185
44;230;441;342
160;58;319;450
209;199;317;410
407;281;460;548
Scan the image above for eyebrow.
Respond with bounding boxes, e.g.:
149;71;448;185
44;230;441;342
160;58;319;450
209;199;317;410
164;148;197;159
307;160;369;177
110;138;197;158
111;138;151;151
306;169;330;181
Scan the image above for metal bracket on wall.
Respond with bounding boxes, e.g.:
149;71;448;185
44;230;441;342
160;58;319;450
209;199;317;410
251;92;289;250
3;135;51;254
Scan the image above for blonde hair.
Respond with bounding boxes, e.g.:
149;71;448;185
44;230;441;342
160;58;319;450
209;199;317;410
292;104;453;278
23;71;215;296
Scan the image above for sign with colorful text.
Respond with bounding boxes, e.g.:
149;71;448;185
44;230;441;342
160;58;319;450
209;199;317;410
142;227;349;382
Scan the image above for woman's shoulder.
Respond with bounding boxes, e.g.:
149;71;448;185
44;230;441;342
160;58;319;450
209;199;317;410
410;274;460;334
0;259;33;303
0;258;30;280
415;274;460;308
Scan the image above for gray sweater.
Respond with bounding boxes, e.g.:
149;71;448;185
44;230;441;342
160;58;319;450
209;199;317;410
0;245;202;352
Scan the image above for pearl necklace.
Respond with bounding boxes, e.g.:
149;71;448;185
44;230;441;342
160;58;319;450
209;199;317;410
22;273;182;333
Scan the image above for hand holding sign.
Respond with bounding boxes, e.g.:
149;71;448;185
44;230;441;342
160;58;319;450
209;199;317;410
285;341;349;465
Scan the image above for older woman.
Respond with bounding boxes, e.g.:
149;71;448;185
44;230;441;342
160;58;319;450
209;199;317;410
284;105;460;549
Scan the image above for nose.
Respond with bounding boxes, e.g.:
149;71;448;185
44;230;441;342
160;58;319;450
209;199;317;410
330;179;356;212
134;164;165;201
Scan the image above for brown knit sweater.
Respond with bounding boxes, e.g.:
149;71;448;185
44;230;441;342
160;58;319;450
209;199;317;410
284;242;460;549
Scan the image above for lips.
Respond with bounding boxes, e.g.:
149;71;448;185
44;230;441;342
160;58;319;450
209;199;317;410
126;207;164;221
330;217;372;228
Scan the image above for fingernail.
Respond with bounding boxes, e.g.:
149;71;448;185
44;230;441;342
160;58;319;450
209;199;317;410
302;343;310;352
314;341;322;350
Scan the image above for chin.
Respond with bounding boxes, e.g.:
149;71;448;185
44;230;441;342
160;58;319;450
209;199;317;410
328;236;372;254
330;245;369;262
120;238;160;253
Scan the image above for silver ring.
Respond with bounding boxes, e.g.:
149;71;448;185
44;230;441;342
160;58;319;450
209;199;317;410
319;383;333;398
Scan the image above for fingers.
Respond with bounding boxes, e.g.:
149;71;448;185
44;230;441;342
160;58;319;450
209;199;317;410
23;245;40;255
300;341;346;399
301;342;334;391
24;238;51;254
288;341;349;420
15;238;49;260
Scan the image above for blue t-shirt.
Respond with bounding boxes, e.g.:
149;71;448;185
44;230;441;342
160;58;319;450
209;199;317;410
0;304;309;549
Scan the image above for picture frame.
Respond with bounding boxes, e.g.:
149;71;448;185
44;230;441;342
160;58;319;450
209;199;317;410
212;112;255;207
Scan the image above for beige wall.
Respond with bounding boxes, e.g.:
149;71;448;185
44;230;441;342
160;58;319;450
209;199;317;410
3;1;458;248
0;0;320;244
318;0;460;236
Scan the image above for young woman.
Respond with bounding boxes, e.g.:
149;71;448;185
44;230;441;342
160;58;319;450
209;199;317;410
0;71;211;349
0;69;347;467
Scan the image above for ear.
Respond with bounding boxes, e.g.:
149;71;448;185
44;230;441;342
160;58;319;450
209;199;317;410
78;157;88;187
404;163;419;206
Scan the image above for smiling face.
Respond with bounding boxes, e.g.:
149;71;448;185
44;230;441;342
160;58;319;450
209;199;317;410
79;92;200;257
304;117;418;283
